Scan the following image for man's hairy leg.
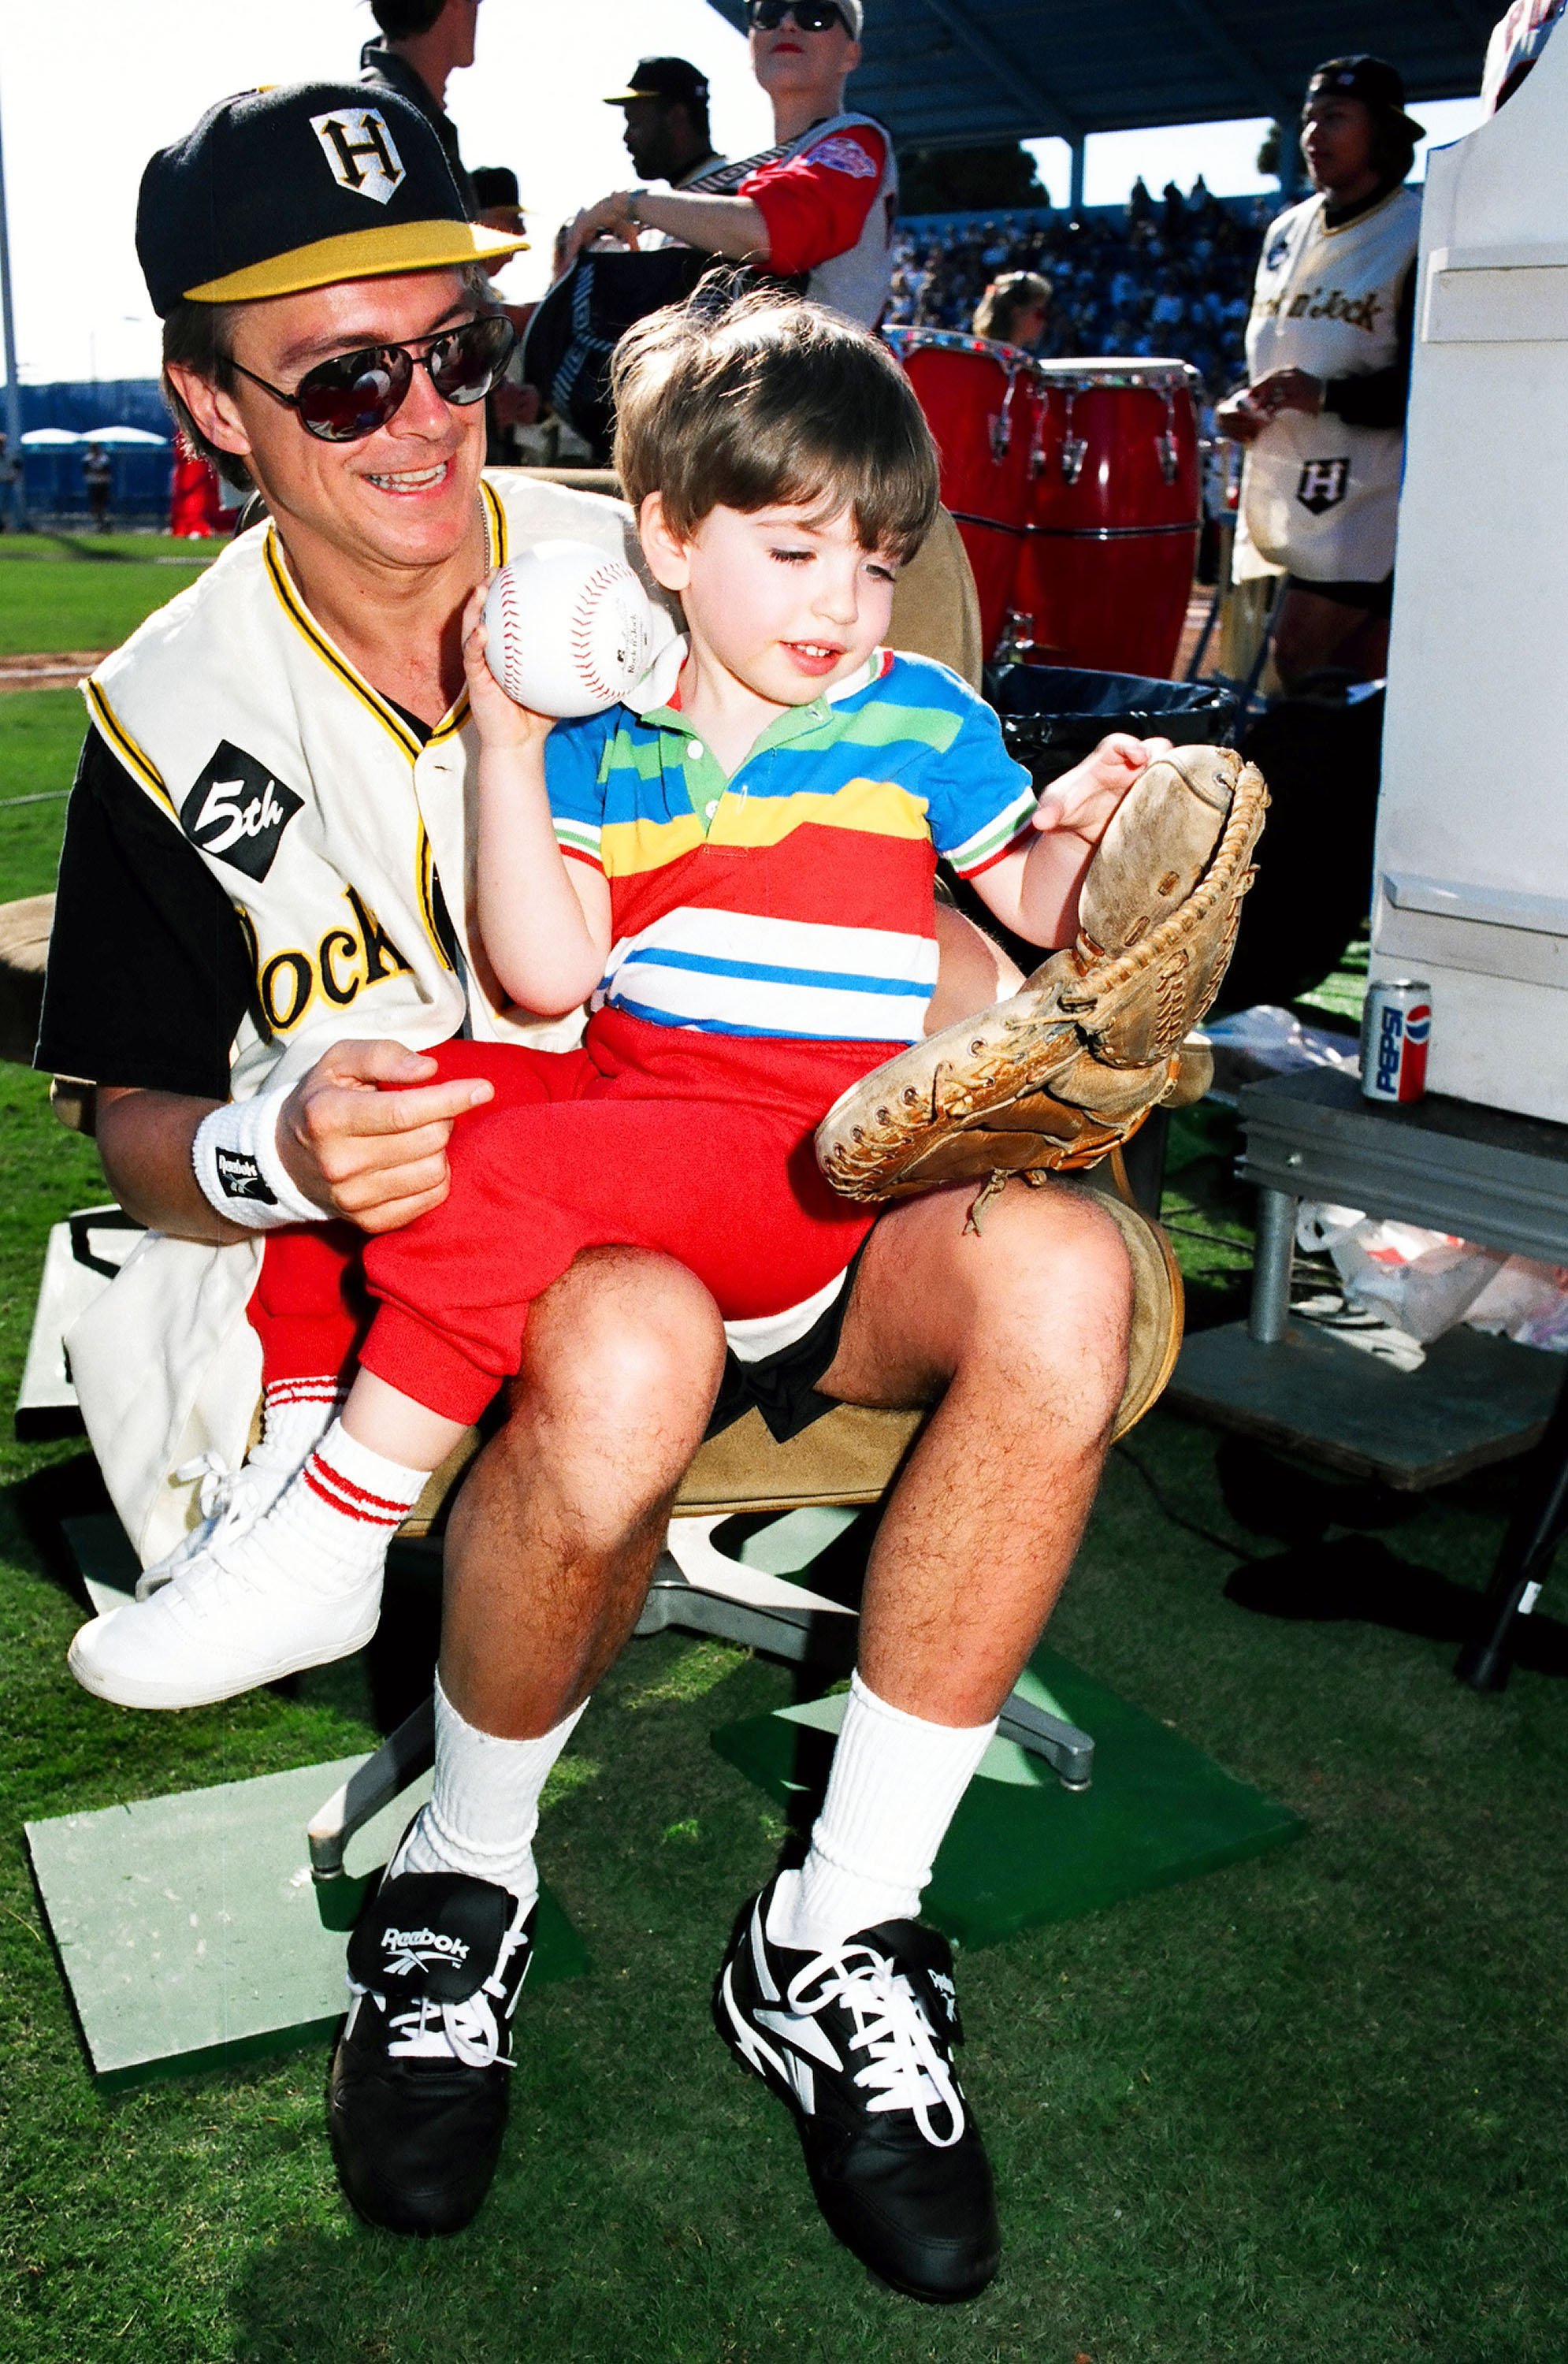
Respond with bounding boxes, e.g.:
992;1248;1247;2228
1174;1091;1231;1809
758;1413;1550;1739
818;1178;1132;1726
439;1246;727;1739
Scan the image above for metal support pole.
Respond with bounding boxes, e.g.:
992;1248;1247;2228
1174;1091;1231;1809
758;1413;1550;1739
1249;1187;1295;1344
1069;137;1086;218
0;77;27;532
1455;1363;1568;1693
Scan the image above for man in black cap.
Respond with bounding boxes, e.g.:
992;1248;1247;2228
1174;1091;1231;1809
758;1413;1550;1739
1217;56;1425;690
361;0;482;213
43;77;1137;2306
604;57;725;193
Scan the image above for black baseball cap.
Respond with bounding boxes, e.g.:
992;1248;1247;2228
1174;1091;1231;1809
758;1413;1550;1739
604;57;710;108
1306;56;1425;142
137;81;528;317
471;165;522;212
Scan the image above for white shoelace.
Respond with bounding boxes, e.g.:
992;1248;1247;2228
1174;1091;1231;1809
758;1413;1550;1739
136;1454;272;1600
353;1916;529;2070
787;1942;965;2147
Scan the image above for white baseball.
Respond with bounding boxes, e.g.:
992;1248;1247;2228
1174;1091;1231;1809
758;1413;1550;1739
482;540;656;718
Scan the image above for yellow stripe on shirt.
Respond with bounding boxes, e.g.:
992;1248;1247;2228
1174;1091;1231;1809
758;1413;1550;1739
708;777;931;853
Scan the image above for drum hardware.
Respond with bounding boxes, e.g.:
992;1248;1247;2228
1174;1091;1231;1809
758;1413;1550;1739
993;608;1039;666
1059;390;1088;485
1157;391;1181;485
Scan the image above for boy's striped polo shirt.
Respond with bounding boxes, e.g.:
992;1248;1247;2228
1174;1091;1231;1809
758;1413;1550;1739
543;647;1036;1044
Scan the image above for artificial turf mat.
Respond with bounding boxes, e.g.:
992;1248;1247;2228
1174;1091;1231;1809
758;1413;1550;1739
712;1651;1303;1948
2;712;1566;2356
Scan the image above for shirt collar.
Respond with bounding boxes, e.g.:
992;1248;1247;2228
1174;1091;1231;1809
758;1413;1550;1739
635;644;888;738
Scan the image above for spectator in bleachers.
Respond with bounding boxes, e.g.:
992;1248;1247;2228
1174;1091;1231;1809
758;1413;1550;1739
972;269;1052;349
886;174;1261;396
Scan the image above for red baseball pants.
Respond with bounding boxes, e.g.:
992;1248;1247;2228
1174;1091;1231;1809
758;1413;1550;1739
251;1009;884;1427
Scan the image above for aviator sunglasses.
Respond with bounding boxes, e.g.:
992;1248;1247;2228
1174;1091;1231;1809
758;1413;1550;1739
222;313;518;444
746;2;852;32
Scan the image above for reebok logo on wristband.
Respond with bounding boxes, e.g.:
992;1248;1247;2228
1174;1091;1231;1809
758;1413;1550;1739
214;1147;278;1205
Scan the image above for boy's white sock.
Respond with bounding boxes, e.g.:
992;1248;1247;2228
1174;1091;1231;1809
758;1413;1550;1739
258;1377;347;1472
389;1672;589;1916
240;1416;425;1593
767;1671;998;1953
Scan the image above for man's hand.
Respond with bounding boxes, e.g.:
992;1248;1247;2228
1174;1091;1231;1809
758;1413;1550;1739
562;192;640;270
1034;733;1176;848
1213;388;1270;445
275;1040;495;1235
1249;365;1325;419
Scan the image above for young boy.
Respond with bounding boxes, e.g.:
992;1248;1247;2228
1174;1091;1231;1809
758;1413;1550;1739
70;292;1161;1704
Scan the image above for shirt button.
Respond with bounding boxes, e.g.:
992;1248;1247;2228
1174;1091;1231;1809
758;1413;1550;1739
705;799;719;819
687;742;704;761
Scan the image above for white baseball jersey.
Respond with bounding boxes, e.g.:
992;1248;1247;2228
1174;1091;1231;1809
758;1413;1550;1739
66;474;675;1565
1233;184;1421;585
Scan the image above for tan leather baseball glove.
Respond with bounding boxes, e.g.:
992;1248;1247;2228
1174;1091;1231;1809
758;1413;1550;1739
816;742;1267;1204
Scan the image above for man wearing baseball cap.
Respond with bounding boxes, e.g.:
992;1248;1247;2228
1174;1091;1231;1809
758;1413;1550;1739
1217;54;1425;690
604;56;726;191
567;2;897;329
40;75;1136;2301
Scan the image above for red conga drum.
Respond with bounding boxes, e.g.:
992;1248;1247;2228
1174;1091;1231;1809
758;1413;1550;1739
1012;359;1202;678
882;328;1032;657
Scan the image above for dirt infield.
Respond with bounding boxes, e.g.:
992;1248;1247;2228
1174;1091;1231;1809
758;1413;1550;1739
0;652;110;694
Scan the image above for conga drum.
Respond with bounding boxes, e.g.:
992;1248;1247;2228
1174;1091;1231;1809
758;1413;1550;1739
883;328;1033;657
1013;359;1202;678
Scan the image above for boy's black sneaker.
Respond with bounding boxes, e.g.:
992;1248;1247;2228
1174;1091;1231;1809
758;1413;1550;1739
715;1878;1000;2303
328;1868;534;2236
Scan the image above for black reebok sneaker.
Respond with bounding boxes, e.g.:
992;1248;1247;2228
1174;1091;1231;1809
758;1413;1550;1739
328;1868;535;2236
715;1879;1001;2303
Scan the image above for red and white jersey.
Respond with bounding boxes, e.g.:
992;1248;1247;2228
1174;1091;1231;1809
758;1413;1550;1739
1482;0;1566;109
686;112;897;326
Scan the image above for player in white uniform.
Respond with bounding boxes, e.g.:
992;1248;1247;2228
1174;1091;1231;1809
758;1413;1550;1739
566;0;897;329
40;79;1137;2296
1217;57;1424;692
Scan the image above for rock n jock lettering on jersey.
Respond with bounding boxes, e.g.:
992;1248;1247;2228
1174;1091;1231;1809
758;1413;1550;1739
1233;183;1420;585
66;475;678;1569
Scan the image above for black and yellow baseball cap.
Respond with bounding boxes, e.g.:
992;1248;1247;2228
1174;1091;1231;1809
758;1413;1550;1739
137;81;528;316
603;57;711;108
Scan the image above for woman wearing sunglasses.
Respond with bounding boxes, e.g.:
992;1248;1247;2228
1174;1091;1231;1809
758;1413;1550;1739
563;0;898;330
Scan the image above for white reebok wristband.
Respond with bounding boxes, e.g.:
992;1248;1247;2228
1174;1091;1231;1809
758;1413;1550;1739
192;1082;325;1231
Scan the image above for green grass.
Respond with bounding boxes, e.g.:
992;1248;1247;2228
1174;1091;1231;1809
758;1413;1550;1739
0;693;88;898
1;760;1565;2361
0;533;215;657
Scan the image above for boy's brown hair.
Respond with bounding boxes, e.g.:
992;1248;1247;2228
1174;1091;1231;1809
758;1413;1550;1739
611;284;942;566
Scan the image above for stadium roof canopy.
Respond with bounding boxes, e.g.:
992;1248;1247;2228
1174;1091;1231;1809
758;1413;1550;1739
704;2;1491;151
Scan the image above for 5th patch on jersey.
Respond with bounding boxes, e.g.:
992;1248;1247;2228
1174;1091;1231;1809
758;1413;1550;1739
1295;457;1350;514
181;742;303;882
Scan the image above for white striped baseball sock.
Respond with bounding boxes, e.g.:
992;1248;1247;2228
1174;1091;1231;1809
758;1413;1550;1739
241;1416;426;1593
258;1377;346;1475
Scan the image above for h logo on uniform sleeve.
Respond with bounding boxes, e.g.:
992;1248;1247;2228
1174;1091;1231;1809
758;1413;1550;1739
1296;457;1350;514
181;742;304;882
309;107;407;204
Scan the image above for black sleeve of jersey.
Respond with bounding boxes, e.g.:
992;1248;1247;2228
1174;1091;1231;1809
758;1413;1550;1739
1321;260;1417;431
35;728;256;1098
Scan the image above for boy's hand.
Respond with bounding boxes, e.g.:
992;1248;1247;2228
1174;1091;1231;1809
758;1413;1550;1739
462;585;554;752
1033;733;1176;847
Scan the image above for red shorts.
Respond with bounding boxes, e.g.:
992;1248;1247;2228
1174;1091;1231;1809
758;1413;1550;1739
257;1009;885;1426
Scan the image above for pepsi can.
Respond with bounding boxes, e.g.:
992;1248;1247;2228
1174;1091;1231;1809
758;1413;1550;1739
1362;979;1432;1103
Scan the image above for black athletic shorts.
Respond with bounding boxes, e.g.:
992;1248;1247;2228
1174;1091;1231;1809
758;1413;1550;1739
1284;570;1395;619
704;1240;870;1445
